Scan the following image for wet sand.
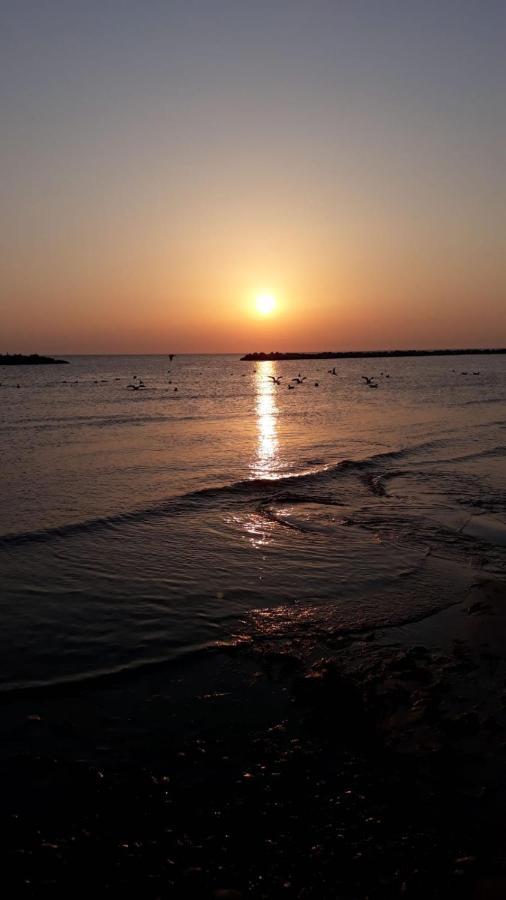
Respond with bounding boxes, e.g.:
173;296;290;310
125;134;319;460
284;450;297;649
1;577;506;898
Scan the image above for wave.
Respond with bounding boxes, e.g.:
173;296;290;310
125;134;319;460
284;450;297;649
257;492;346;533
0;463;361;549
0;641;216;697
0;564;477;697
448;445;506;463
0;470;340;548
0;438;465;549
461;396;506;406
0;412;217;432
410;446;506;468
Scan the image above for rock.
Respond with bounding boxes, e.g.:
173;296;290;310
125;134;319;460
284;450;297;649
292;662;375;742
465;600;492;615
212;891;243;899
443;712;480;736
454;855;476;866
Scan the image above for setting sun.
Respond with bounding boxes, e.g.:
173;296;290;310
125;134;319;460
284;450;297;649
256;293;276;316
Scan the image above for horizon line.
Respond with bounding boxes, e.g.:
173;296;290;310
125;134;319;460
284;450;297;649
13;345;506;358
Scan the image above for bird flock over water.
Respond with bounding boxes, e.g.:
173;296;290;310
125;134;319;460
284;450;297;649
262;367;484;392
0;359;485;394
264;369;391;390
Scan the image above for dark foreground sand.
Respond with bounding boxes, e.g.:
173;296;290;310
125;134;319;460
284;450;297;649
1;577;506;899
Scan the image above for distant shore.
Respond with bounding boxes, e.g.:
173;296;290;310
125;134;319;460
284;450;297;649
0;354;69;366
241;347;506;361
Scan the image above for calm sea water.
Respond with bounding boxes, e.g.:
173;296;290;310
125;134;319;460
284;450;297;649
1;353;505;692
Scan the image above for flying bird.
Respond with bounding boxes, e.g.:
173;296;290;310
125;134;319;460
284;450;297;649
268;376;282;385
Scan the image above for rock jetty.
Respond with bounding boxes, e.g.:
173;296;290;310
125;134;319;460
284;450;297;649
241;348;506;361
0;353;69;365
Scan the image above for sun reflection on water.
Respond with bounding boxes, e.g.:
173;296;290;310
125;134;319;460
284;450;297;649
253;361;280;478
225;512;276;549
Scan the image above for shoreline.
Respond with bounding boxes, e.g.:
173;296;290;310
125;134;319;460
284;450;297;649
1;577;506;897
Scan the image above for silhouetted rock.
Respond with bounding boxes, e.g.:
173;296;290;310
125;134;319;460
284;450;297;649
0;353;68;365
241;348;506;361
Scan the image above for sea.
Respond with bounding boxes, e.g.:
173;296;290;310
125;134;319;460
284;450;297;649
1;353;505;695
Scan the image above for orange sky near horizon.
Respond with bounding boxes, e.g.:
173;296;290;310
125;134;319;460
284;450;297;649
3;233;503;354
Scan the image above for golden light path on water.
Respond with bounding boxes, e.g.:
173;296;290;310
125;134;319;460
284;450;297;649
253;360;280;478
229;361;283;551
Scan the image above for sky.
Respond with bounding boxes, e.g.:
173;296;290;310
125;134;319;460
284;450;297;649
1;0;505;353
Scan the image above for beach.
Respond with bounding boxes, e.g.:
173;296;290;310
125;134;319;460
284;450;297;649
1;353;505;896
2;579;506;897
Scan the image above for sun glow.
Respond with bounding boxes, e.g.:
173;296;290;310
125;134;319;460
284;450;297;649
255;293;276;315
